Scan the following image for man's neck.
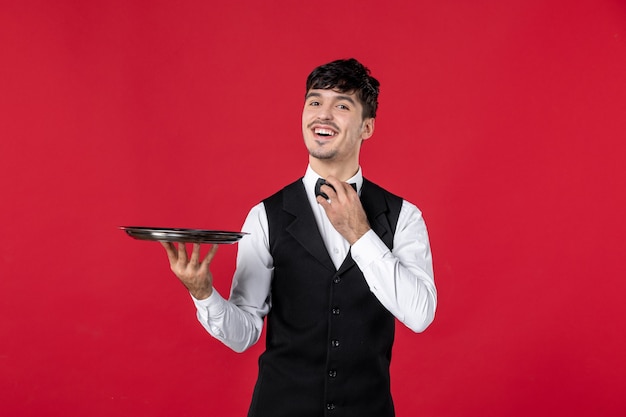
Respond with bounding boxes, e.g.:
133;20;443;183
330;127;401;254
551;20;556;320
309;159;359;181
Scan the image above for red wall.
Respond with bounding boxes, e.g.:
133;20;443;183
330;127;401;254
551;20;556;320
1;1;625;416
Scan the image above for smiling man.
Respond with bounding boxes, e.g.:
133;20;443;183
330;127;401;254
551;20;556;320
161;58;437;417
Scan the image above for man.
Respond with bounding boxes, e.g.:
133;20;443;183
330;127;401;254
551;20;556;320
161;58;437;417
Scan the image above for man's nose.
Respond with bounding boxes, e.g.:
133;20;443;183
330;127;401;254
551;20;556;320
316;103;333;120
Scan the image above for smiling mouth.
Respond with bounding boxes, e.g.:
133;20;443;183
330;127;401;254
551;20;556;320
313;127;337;137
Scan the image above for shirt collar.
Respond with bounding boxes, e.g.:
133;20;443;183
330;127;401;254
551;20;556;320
303;165;363;198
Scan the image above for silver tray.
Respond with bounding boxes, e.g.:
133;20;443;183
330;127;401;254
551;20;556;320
120;226;247;244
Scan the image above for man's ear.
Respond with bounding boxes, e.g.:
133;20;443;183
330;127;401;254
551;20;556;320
361;118;375;140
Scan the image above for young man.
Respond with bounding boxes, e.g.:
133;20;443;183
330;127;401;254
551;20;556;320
161;58;437;417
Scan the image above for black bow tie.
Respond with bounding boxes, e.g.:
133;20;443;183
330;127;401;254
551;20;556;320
315;178;357;200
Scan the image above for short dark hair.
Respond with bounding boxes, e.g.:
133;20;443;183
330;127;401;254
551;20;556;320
305;58;380;119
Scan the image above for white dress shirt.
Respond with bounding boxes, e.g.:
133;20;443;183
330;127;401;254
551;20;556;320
192;166;437;353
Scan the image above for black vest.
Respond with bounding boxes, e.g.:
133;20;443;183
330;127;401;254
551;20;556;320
247;178;403;417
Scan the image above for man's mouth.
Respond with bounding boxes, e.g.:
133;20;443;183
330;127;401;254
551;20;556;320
313;127;337;137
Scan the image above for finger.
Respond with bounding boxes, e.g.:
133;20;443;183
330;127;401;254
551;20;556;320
177;242;188;262
329;177;359;202
189;243;201;265
324;176;346;199
342;181;358;195
160;241;177;263
319;178;338;199
201;244;219;268
317;195;333;212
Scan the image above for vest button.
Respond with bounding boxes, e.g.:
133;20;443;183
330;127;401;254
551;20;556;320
331;339;340;348
332;307;340;315
333;276;341;284
328;369;337;378
326;403;336;410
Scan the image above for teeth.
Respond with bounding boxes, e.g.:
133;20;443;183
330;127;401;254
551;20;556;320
315;128;336;136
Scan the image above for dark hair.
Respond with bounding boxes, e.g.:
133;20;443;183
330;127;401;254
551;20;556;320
305;58;380;119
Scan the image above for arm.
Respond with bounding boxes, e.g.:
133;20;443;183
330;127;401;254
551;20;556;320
318;177;436;332
162;203;273;353
351;201;436;332
196;203;273;352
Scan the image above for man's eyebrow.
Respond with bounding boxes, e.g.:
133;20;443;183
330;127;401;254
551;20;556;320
335;95;356;105
305;91;356;105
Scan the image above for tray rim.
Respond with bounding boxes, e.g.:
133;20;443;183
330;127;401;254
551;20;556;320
120;226;248;235
120;226;248;244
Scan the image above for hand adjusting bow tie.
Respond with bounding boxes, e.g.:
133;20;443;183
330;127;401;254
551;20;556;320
315;178;357;200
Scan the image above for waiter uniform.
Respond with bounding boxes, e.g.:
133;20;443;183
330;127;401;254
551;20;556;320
247;177;402;417
191;166;436;417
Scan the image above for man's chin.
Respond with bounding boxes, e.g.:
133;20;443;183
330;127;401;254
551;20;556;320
309;149;337;160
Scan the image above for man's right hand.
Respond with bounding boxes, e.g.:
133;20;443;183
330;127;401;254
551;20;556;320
160;242;219;300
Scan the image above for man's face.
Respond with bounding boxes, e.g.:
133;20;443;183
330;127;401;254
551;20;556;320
302;88;374;165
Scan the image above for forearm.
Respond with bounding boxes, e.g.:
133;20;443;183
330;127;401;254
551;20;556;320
351;203;437;332
191;202;273;352
192;290;266;353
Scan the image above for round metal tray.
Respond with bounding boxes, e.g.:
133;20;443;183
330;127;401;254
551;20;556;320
120;226;247;244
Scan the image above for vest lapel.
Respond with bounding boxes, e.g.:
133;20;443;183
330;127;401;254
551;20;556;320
279;178;394;274
361;178;394;249
336;252;355;275
282;181;336;272
337;179;394;275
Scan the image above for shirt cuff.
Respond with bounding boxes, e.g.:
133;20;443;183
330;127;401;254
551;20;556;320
351;229;390;268
191;289;227;319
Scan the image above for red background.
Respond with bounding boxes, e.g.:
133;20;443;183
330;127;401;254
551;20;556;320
1;1;625;416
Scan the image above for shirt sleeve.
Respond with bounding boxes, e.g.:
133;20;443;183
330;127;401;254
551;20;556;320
192;202;273;353
350;200;437;333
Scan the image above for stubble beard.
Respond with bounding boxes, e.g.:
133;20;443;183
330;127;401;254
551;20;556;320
308;142;338;160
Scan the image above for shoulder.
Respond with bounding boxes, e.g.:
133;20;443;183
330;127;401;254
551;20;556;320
263;178;304;203
362;177;403;210
362;177;401;199
362;178;424;212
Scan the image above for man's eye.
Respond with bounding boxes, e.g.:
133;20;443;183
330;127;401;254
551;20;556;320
309;101;320;106
337;104;349;110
